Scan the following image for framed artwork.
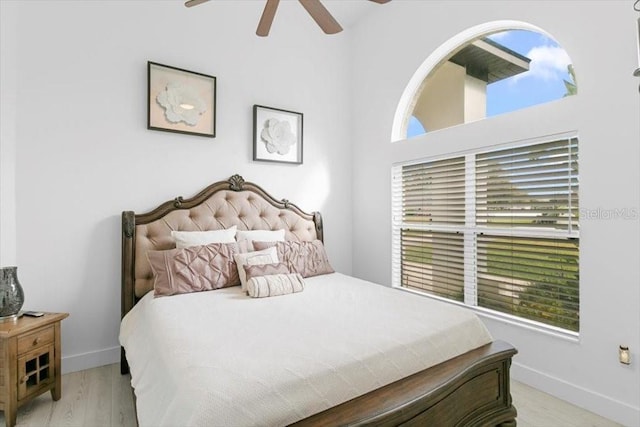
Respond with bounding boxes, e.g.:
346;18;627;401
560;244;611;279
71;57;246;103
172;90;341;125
253;105;303;164
147;61;216;138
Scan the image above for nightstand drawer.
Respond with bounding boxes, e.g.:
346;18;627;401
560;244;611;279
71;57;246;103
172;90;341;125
17;326;54;354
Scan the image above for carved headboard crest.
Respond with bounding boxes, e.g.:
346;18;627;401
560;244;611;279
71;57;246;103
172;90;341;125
228;174;245;191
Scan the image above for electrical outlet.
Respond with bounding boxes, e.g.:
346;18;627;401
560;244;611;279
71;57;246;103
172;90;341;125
619;346;630;365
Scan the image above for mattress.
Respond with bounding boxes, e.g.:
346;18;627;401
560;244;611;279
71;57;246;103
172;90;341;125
119;273;493;427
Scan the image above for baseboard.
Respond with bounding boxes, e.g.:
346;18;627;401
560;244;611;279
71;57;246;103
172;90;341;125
61;346;121;374
512;361;640;426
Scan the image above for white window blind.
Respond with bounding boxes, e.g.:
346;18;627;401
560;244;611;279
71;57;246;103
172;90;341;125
392;157;466;299
392;137;580;333
400;229;465;302
401;157;466;227
477;235;579;331
476;139;579;233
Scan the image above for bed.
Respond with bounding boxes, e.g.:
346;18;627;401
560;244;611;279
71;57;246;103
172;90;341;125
120;174;518;426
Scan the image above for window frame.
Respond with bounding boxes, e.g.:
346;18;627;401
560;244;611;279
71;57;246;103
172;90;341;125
391;131;580;338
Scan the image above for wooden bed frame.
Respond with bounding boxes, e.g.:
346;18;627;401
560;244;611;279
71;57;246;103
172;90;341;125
121;174;517;426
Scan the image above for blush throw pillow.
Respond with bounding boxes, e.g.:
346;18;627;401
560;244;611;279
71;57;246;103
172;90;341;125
233;247;279;291
172;226;237;249
253;240;334;278
148;242;242;297
244;262;291;281
246;273;305;298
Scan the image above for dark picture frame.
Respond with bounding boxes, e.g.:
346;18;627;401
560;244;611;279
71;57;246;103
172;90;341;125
147;61;216;138
253;105;303;164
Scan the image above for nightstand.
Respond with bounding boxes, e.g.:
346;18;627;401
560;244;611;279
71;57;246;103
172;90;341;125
0;312;68;427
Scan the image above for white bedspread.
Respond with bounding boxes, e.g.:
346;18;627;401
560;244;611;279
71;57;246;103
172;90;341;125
119;273;492;427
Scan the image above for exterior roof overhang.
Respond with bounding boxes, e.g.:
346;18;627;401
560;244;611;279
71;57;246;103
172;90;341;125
449;38;531;84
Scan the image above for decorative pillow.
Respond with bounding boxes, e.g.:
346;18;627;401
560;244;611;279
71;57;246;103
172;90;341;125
148;242;242;297
246;273;305;298
172;226;237;249
235;229;285;251
244;262;290;281
233;247;279;291
253;240;334;278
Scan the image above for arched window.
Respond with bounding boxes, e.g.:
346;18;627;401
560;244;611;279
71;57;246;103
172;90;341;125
391;22;580;335
396;25;576;139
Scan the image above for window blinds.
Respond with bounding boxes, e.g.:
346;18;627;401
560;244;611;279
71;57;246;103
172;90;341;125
476;138;579;233
476;235;579;331
400;229;465;301
392;137;580;332
392;157;466;297
401;157;466;226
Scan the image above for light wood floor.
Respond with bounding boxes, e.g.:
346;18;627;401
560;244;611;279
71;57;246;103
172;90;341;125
0;364;135;427
0;363;621;427
511;381;621;427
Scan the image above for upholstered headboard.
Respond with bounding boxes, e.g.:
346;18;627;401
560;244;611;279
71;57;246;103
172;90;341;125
121;174;323;320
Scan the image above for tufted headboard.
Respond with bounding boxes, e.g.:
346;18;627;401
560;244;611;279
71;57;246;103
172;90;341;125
121;174;323;320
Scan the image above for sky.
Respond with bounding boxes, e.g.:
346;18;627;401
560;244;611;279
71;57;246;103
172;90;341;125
407;30;574;137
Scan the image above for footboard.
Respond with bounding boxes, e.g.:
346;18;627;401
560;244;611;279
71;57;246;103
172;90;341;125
291;340;517;427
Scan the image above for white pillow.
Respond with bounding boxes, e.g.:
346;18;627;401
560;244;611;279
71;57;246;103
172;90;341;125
172;226;237;249
235;229;285;251
233;246;279;291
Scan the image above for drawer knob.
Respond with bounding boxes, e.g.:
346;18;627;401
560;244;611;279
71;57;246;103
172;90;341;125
33;337;41;346
20;375;29;384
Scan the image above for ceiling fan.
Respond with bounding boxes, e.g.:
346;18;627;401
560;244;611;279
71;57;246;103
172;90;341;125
185;0;391;37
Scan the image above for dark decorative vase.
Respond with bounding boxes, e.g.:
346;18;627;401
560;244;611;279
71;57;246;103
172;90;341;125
0;266;25;320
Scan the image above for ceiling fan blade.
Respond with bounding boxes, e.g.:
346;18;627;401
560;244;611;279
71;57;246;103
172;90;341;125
185;0;211;7
298;0;343;35
368;0;391;3
257;0;280;37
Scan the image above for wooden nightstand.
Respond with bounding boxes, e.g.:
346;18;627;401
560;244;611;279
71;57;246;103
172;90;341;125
0;312;68;427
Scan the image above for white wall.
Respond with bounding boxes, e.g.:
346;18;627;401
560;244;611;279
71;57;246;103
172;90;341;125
0;1;18;266
1;0;352;372
350;1;639;425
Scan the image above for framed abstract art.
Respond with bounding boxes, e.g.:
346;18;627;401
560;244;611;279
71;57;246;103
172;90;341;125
148;61;216;138
253;105;303;164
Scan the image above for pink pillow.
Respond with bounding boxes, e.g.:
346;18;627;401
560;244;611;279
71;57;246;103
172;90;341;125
148;242;242;297
252;240;334;278
244;262;291;281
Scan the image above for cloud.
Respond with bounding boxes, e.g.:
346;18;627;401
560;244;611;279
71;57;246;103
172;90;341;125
488;31;510;42
514;45;572;83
